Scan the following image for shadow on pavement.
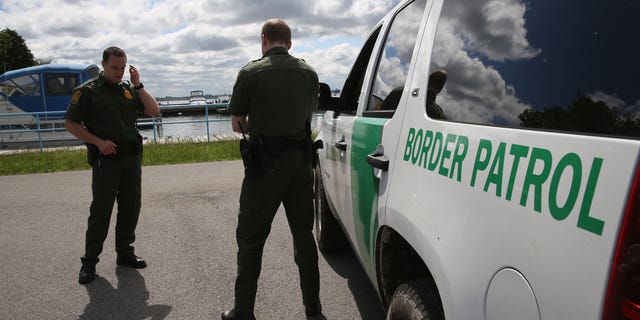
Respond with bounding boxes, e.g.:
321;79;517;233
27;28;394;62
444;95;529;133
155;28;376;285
322;247;385;320
79;267;172;320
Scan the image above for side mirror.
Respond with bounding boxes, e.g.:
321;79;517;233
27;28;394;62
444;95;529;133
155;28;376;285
318;82;338;110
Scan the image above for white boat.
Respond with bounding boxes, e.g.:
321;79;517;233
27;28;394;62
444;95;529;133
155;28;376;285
189;90;206;105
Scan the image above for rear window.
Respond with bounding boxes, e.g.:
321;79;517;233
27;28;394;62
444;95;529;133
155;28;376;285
428;0;640;138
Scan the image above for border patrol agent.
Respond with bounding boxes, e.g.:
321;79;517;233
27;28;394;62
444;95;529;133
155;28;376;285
426;69;447;120
221;19;322;320
65;46;160;285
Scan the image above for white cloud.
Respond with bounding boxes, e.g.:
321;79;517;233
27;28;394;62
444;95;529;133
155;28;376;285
431;0;538;125
1;0;401;96
441;0;540;62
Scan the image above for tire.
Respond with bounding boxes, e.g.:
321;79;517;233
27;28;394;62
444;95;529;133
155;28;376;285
386;280;444;320
313;165;347;253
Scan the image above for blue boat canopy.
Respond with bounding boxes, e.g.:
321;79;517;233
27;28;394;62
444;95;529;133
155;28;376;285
0;63;100;114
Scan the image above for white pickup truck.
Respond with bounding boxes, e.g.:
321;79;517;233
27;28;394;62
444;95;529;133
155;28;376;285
313;0;639;319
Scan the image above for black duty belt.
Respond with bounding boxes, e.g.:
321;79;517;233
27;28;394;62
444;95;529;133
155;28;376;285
261;136;307;157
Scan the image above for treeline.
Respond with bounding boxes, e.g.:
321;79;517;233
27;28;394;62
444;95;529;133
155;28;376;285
519;94;640;137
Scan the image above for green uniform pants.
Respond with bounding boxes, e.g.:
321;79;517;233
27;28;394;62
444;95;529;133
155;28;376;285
84;153;142;263
234;148;320;313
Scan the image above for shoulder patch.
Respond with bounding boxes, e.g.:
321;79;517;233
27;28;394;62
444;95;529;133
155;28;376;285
71;90;81;104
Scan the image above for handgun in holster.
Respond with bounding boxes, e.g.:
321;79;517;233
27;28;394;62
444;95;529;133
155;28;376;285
86;143;102;167
238;122;274;179
253;134;275;176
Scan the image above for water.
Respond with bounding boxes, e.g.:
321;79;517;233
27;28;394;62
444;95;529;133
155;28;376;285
139;114;235;141
138;113;323;142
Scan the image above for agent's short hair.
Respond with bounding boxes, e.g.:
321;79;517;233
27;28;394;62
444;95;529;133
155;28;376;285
429;69;448;88
103;46;126;63
261;19;291;43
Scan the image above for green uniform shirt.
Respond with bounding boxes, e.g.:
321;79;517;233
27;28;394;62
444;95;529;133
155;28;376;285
65;73;145;145
229;46;319;140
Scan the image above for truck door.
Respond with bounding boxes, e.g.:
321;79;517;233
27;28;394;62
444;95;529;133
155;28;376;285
345;0;429;280
323;26;382;242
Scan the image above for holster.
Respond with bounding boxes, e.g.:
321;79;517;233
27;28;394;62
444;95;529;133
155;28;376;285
86;133;143;167
239;138;257;178
137;132;143;155
240;135;274;179
86;143;101;167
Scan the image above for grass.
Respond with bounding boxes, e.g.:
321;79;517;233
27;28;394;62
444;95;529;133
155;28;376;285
0;140;242;176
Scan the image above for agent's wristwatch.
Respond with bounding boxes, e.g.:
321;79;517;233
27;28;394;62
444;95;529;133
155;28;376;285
134;83;144;90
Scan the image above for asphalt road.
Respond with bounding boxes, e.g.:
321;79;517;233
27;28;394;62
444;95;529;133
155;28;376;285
0;160;385;320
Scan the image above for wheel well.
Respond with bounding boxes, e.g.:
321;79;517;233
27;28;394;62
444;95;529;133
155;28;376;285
377;226;443;311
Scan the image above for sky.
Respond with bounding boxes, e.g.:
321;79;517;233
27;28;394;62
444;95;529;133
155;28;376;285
0;0;402;97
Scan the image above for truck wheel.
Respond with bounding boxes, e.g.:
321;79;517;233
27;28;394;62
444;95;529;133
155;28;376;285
313;166;346;253
386;280;444;320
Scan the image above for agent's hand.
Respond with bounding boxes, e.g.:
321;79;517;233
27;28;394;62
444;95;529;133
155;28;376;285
96;139;118;156
129;65;141;87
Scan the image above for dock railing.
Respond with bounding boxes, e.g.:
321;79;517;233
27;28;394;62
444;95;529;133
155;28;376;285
0;104;229;151
0;110;71;151
147;103;231;143
1;104;323;152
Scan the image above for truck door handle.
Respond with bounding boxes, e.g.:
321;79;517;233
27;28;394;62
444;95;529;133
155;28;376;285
367;152;389;171
335;138;347;151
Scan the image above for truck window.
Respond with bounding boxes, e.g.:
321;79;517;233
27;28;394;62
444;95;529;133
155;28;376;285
428;0;640;139
338;27;381;115
366;0;428;117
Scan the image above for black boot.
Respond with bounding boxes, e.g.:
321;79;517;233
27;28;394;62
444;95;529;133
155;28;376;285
78;258;96;284
221;309;256;320
305;302;322;316
116;254;147;269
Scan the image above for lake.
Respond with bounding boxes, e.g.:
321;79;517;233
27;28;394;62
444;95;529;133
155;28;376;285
139;114;324;142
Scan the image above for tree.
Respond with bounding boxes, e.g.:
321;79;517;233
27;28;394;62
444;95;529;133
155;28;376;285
519;94;640;137
567;95;616;135
0;28;36;73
